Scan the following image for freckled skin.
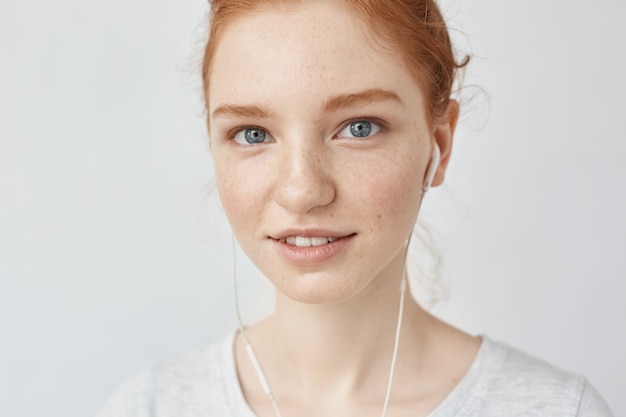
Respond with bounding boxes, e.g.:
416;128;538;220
208;2;448;305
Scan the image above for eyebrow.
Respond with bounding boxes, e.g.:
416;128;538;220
324;88;402;112
211;88;402;120
211;104;271;120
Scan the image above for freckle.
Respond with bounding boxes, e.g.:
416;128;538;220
330;213;335;218
377;214;382;219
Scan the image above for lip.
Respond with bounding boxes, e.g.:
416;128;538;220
270;229;352;240
269;229;356;266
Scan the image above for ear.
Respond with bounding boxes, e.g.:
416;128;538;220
431;99;459;187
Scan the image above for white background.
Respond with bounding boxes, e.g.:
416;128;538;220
0;1;624;416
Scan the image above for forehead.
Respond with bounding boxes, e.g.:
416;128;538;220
208;0;422;113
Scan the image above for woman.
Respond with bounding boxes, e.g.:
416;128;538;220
98;0;613;416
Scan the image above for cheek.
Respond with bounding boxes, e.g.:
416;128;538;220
353;155;423;224
214;161;252;227
213;156;272;245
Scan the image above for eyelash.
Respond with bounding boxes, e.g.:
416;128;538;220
227;125;274;145
225;117;389;145
335;117;388;139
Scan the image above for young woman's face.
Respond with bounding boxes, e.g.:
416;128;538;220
208;0;450;304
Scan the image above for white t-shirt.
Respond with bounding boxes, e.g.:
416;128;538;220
97;333;613;417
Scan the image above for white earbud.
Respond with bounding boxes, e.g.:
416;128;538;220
422;143;441;193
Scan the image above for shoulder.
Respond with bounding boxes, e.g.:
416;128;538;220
469;338;613;417
96;333;239;417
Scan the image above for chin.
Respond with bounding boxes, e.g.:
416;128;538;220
272;271;369;305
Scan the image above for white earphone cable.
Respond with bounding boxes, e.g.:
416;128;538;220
380;273;407;417
232;235;283;417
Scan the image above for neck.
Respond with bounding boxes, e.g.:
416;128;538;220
244;272;432;397
234;266;483;417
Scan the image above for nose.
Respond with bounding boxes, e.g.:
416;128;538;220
272;138;336;214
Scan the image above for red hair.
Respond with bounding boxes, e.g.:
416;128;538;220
202;0;467;122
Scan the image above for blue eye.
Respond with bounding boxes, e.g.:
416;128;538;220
233;127;272;144
338;120;381;139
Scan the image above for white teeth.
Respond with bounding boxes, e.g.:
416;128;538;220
310;237;329;246
284;236;334;247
